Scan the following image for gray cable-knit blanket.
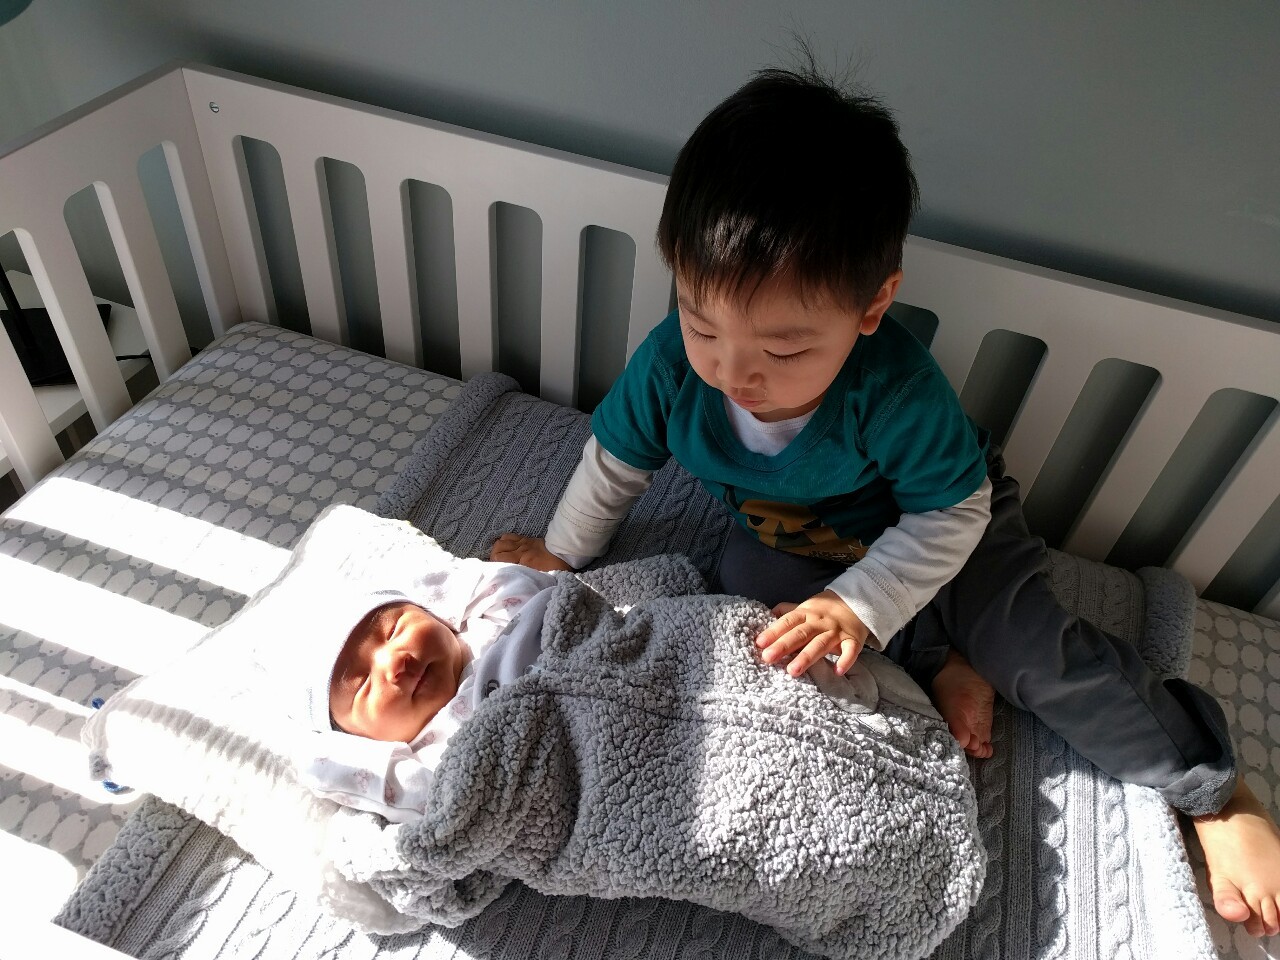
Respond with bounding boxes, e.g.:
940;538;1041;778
58;370;1217;960
355;563;983;960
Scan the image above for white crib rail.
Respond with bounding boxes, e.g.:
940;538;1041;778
1;64;1277;616
179;65;672;405
0;65;238;487
901;239;1279;616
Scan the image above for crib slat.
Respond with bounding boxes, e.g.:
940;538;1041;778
367;180;420;368
998;356;1096;496
626;249;673;360
539;220;582;406
24;226;132;431
0;328;64;488
1064;381;1212;561
159;140;241;336
917;309;987;405
93;178;191;379
453;201;495;380
1167;409;1280;594
197;133;275;324
1260;580;1280;622
280;156;346;346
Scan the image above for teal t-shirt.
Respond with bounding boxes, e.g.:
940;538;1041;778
591;311;988;562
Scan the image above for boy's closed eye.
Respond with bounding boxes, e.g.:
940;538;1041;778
681;318;807;364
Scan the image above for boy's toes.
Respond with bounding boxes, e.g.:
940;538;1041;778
950;727;991;760
1262;895;1279;937
1207;871;1251;925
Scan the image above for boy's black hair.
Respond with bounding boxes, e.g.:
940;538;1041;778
657;65;919;314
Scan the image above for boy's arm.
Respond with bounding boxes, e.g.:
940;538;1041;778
758;477;991;676
491;437;653;570
828;475;991;646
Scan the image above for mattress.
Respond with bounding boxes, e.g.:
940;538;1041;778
0;321;459;913
1;323;1276;959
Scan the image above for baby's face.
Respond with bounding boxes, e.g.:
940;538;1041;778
329;601;469;742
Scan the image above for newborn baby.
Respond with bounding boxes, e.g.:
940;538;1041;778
289;560;555;822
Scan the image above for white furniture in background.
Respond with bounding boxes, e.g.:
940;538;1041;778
0;270;153;485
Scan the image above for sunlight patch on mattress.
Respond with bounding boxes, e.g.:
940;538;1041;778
0;554;207;675
7;478;289;595
0;830;81;921
0;708;135;805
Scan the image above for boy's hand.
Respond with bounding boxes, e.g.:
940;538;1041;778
489;534;575;572
755;590;870;678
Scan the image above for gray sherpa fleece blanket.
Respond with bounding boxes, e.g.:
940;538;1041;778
352;567;984;960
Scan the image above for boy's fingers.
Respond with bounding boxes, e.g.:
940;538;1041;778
835;636;861;675
787;633;840;677
759;621;824;662
756;609;804;647
770;602;799;617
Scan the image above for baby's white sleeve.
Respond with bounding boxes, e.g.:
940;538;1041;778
544;436;653;567
456;564;556;654
293;729;435;824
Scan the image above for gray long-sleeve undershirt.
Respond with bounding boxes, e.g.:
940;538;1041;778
545;431;992;647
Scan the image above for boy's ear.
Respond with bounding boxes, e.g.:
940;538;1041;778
858;270;903;335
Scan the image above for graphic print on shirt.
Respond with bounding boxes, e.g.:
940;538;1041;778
726;487;868;564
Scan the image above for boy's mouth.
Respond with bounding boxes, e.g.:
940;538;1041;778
729;395;764;410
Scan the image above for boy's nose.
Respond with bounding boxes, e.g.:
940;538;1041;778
717;355;760;389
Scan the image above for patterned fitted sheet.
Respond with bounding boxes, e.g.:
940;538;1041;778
0;320;1276;959
0;322;459;912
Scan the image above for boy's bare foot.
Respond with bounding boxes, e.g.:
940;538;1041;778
489;533;575;572
931;649;995;759
1192;779;1280;937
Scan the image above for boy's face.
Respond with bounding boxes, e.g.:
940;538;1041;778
676;272;900;423
329;601;470;743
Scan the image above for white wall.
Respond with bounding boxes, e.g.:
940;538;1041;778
1;0;1278;324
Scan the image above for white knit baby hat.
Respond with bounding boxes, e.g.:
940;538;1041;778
292;586;413;732
245;506;491;732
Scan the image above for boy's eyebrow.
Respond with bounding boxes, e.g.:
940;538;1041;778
676;295;818;341
676;295;707;321
754;325;819;342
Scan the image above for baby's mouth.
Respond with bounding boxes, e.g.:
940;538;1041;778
400;660;425;695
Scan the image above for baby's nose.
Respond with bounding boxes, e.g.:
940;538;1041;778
375;645;412;681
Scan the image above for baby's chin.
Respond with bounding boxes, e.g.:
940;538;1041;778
330;702;442;744
365;707;441;744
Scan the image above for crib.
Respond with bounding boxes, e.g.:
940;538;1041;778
1;63;1277;960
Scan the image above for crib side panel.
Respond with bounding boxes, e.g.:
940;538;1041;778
901;236;1280;614
5;64;1277;613
180;66;672;408
0;66;239;488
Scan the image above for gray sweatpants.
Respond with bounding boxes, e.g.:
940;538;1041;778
714;466;1236;817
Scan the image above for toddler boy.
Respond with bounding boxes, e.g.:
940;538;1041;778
492;65;1280;936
